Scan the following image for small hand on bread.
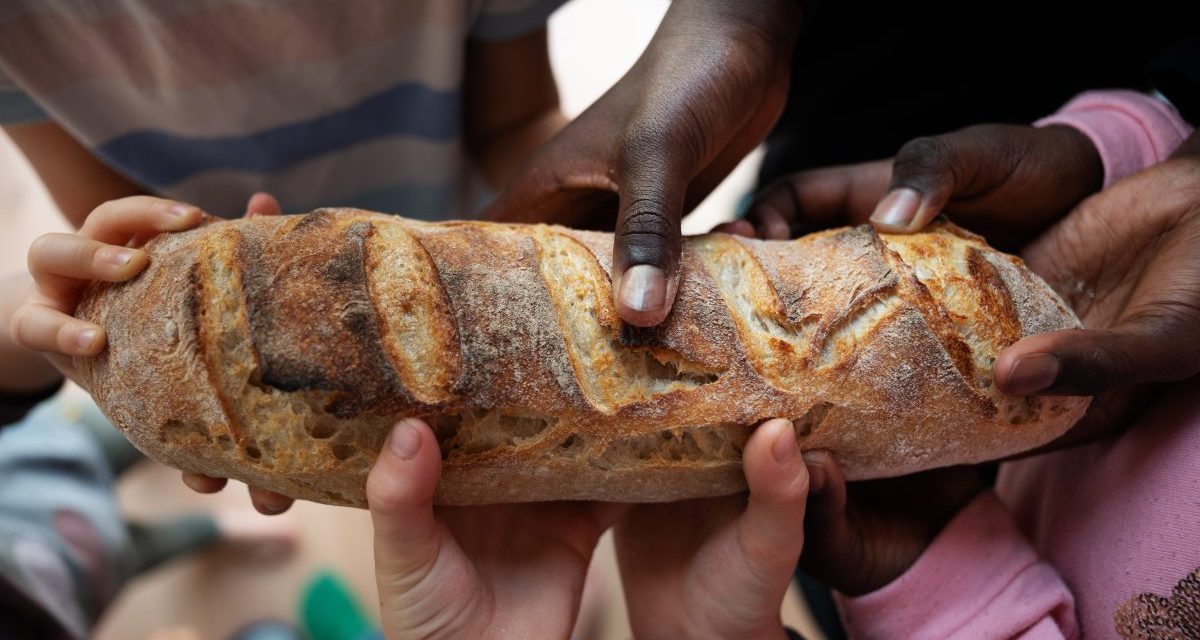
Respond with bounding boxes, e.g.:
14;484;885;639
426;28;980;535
14;191;297;514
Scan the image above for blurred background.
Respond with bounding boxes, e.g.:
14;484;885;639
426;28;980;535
0;1;815;638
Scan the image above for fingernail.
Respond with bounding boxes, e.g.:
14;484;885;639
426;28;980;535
259;499;289;515
168;203;197;218
75;328;99;351
802;452;827;493
870;188;920;230
389;420;422;460
1005;352;1060;395
771;422;797;463
107;248;136;267
618;264;666;314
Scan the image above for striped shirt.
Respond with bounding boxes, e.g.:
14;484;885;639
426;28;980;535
0;0;566;219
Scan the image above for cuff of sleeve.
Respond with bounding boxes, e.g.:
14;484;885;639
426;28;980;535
835;492;1054;639
469;0;568;41
1035;90;1194;187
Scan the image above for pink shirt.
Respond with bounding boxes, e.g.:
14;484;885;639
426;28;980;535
838;91;1197;640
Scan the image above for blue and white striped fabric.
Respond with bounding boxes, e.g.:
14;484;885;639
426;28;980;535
0;0;567;219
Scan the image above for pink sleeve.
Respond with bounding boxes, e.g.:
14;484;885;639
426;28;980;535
835;492;1078;639
1035;90;1194;187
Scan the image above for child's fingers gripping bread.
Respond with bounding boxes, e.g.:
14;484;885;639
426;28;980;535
74;209;1089;506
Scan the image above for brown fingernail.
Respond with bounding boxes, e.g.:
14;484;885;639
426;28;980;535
870;188;920;230
1005;352;1060;395
389;420;422;460
619;265;666;314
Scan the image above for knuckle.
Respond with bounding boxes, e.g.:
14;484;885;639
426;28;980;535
9;306;36;346
896;136;952;169
54;322;79;353
26;234;61;272
620;117;674;161
1071;340;1139;392
617;203;681;264
365;471;406;515
85;198;132;228
620;200;674;233
620;109;705;173
893;136;957;190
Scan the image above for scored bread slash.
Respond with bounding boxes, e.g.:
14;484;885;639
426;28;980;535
74;209;1089;506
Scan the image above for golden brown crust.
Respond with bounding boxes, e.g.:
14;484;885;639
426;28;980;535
75;210;1090;507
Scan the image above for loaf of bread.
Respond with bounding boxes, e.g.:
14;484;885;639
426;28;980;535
74;209;1089;506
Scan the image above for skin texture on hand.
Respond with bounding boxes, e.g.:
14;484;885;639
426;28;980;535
723;129;1200;595
733;125;1200;448
615;419;811;640
0;272;64;393
11;196;204;382
738;124;1103;250
487;0;802;327
367;418;625;640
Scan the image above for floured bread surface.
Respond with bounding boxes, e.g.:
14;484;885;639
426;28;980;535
75;210;1089;506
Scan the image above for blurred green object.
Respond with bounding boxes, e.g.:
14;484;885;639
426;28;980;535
299;570;376;640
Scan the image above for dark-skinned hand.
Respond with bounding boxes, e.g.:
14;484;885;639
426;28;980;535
487;0;801;327
724;125;1200;594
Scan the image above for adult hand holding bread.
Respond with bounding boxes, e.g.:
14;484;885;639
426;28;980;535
734;105;1200;446
486;0;801;328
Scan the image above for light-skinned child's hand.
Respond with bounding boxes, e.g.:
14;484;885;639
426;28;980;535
11;196;204;382
614;419;813;640
366;417;626;639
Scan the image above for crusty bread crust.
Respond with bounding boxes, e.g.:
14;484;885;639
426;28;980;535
75;210;1089;506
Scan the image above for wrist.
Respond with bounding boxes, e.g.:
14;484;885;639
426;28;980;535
1036;90;1194;187
1037;124;1104;202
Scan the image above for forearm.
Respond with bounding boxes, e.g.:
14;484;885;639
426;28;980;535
464;27;565;190
4;121;144;228
0;272;61;393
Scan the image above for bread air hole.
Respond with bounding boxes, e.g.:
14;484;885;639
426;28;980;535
430;410;558;458
794;402;833;437
305;417;340;439
589;423;747;471
161;419;210;445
